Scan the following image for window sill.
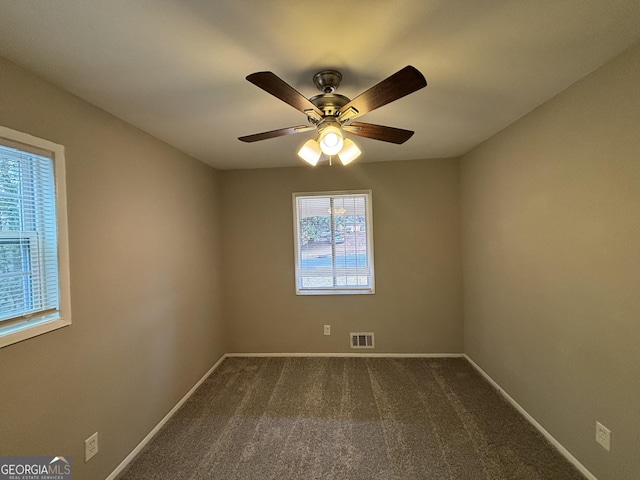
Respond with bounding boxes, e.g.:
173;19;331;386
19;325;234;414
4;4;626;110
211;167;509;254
0;315;70;348
296;288;375;296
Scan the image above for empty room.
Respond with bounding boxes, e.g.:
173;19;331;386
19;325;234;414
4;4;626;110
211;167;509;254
0;2;638;479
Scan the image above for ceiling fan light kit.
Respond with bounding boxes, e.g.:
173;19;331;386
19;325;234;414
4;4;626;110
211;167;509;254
239;66;427;166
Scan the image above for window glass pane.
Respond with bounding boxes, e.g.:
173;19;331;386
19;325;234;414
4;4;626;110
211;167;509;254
0;239;33;319
0;155;23;231
0;143;59;324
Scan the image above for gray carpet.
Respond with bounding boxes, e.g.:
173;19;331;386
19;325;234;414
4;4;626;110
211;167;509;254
117;357;585;479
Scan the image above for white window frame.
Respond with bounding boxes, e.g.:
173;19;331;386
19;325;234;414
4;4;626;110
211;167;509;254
293;190;375;296
0;126;71;348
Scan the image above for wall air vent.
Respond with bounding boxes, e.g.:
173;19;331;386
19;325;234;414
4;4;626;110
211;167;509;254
350;332;375;349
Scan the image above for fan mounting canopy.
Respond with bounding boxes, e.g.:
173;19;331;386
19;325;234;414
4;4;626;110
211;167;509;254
313;70;342;93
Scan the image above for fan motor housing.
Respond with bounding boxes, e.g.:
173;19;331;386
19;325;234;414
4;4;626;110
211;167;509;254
310;93;350;117
310;70;349;117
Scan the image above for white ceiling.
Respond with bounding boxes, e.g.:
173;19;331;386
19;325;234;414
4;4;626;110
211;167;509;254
0;1;639;170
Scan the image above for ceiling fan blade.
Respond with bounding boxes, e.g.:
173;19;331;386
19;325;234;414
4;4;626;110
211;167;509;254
342;122;414;144
338;66;427;121
238;125;315;143
247;72;324;118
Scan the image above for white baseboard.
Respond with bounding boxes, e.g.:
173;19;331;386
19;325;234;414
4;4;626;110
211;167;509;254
225;352;464;358
105;354;228;480
463;354;597;480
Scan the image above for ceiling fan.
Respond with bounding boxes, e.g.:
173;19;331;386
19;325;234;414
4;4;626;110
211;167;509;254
238;66;427;166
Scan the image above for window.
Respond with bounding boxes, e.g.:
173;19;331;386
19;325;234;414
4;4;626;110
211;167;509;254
0;126;71;348
293;190;375;295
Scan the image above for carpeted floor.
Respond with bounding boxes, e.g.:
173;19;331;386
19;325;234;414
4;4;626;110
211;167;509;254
117;357;585;479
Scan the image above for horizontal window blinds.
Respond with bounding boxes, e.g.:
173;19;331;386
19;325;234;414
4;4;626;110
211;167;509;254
0;144;59;324
294;192;374;293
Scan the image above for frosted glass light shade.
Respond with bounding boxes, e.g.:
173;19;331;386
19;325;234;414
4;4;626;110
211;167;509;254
338;139;361;165
318;126;344;155
297;139;322;166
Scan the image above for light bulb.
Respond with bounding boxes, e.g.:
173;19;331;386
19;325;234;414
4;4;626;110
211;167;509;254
324;132;340;148
319;125;344;155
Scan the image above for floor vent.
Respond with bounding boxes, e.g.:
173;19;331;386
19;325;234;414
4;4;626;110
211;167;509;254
350;332;375;349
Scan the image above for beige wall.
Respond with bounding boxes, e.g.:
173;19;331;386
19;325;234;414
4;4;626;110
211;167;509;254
221;159;463;354
0;57;225;479
461;43;640;480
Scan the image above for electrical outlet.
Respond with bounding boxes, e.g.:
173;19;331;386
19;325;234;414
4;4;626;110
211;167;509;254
85;432;99;462
595;422;611;451
323;325;331;336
